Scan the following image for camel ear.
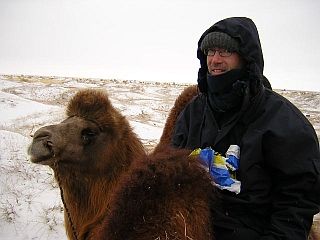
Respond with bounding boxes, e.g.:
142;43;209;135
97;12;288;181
154;85;198;153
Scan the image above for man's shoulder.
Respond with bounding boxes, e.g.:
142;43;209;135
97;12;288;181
185;93;207;112
189;92;206;104
264;89;306;115
261;89;316;131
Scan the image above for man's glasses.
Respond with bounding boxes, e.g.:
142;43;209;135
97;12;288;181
206;49;233;57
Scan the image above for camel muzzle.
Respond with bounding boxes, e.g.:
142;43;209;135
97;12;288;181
28;128;55;164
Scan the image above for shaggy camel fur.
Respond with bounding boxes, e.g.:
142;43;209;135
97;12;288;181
28;88;215;240
154;85;198;154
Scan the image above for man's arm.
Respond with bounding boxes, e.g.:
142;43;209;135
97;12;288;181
261;122;320;239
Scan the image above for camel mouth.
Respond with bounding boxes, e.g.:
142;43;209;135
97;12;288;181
28;139;55;165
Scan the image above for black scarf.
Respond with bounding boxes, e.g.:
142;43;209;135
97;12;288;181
207;69;248;112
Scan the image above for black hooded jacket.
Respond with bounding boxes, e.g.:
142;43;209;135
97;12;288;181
171;17;320;239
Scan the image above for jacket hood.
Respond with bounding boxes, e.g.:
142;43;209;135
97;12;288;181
197;17;270;94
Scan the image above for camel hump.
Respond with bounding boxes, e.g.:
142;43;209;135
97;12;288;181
97;146;214;239
154;85;198;152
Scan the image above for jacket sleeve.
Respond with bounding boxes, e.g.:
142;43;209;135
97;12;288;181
260;114;320;239
171;107;190;148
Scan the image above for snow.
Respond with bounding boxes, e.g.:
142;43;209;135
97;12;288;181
0;130;64;240
0;92;61;124
0;74;319;240
130;121;163;141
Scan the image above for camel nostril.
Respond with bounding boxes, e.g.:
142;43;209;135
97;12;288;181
29;136;55;163
45;141;54;155
43;140;54;152
33;130;52;140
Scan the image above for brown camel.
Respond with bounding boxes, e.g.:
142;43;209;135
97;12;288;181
28;88;215;240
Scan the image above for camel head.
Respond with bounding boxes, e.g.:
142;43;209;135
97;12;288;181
28;89;147;239
28;89;145;175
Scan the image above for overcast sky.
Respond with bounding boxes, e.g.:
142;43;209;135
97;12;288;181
1;0;319;91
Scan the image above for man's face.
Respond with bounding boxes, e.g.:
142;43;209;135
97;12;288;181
206;48;244;76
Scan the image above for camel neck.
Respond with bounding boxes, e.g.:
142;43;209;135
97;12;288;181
56;170;121;240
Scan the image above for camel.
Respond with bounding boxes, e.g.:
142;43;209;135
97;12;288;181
28;87;215;240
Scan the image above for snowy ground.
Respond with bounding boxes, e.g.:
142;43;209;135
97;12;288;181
0;74;319;240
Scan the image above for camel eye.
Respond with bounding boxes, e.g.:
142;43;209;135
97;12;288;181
81;128;97;145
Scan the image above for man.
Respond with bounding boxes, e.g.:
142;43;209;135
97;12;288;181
171;17;320;239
